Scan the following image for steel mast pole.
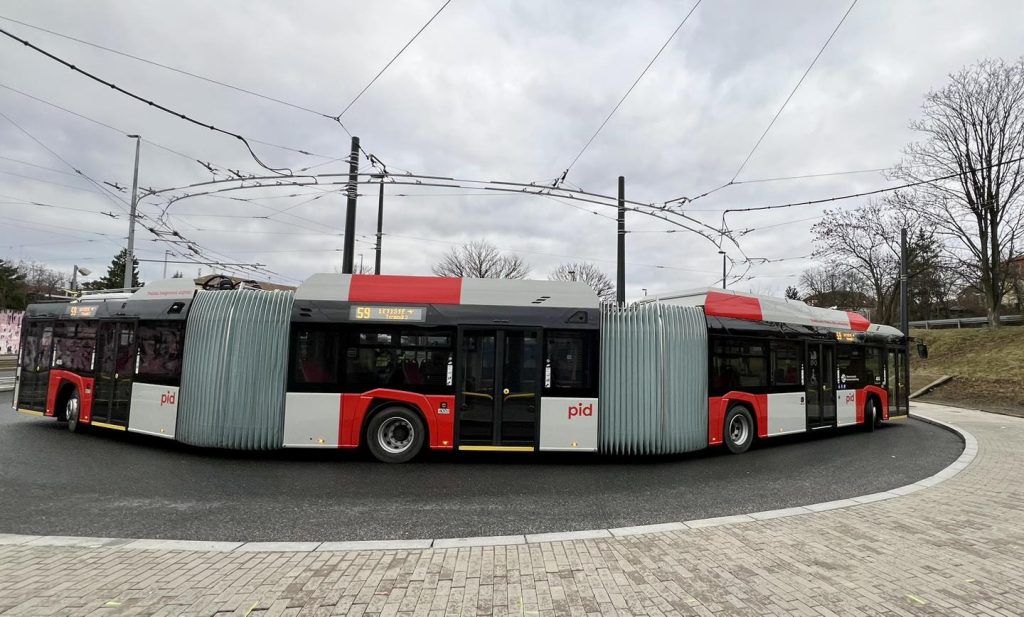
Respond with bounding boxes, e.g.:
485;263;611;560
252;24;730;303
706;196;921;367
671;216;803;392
374;174;384;275
341;136;360;274
616;176;625;305
124;135;141;289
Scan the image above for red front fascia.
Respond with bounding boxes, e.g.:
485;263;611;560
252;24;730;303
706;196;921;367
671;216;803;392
704;291;763;322
708;392;768;445
45;370;94;421
348;275;462;305
337;389;456;450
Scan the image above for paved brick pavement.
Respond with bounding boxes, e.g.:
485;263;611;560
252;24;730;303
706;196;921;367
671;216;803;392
1;402;1021;617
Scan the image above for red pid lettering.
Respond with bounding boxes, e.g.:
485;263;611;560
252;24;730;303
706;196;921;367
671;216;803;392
160;391;177;407
567;403;593;420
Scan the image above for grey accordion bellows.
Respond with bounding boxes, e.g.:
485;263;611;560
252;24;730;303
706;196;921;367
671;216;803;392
599;302;708;455
176;289;294;449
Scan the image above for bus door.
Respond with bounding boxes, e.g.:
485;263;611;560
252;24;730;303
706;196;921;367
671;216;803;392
457;328;541;449
91;321;137;428
805;342;837;428
16;319;54;412
887;347;908;417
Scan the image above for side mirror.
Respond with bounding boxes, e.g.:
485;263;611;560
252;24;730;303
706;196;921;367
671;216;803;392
916;342;928;359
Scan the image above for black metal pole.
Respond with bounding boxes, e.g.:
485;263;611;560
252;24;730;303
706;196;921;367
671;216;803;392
900;226;910;410
900;227;909;333
720;251;727;289
374;175;384;275
341;136;360;274
616;176;625;305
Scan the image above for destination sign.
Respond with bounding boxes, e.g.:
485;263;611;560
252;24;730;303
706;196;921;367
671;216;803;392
350;305;427;322
68;305;97;318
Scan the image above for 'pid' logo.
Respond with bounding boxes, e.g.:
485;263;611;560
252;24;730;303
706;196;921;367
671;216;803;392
568;403;593;420
160;391;177;407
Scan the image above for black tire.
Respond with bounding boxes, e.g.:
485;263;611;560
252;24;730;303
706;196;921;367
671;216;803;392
723;405;755;454
64;388;85;434
863;397;877;432
365;406;425;463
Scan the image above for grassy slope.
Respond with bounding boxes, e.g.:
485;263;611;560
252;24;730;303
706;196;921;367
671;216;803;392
911;326;1024;414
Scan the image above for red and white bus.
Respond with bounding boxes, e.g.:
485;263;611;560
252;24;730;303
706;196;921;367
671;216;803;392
13;274;908;462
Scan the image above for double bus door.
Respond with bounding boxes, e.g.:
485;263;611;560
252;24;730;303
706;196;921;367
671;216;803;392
887;347;908;418
805;342;837;428
91;321;137;428
17;319;54;411
457;328;541;449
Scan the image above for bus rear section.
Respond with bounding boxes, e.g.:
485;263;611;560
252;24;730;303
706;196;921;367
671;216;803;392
652;289;908;453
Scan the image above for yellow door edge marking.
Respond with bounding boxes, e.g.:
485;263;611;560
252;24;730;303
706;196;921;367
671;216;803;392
458;445;535;452
91;421;127;431
888;414;909;420
16;408;45;417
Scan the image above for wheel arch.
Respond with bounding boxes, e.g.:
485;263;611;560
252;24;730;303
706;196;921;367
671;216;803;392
54;380;77;420
360;398;431;446
725;400;759;437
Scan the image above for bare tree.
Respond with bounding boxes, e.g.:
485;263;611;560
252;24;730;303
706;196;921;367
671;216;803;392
810;198;922;324
549;262;615;301
894;58;1024;327
17;261;69;298
432;241;529;279
799;266;870;312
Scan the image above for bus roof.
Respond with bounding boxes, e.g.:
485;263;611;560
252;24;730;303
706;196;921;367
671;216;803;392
647;288;904;337
296;274;600;309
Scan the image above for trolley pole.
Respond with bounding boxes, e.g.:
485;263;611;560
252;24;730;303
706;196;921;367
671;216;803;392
616;176;625;305
341;135;360;274
124;134;141;289
374;174;384;275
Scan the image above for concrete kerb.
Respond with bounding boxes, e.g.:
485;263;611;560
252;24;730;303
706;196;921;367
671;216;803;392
0;404;977;554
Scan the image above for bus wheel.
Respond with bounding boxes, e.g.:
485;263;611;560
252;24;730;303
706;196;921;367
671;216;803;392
65;389;85;434
724;405;754;454
366;407;425;463
864;399;880;431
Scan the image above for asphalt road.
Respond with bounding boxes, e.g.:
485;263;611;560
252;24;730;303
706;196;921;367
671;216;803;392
0;391;962;542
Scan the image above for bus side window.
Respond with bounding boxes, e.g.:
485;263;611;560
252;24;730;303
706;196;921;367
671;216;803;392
291;327;339;389
837;344;866;389
136;321;186;385
864;346;884;386
543;330;598;398
770;341;801;386
53;321;98;372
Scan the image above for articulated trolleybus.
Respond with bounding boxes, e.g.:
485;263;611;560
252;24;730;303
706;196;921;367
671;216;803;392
13;274;909;462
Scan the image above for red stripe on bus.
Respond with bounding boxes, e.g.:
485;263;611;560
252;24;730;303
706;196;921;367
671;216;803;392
348;275;463;304
704;291;763;321
846;311;870;332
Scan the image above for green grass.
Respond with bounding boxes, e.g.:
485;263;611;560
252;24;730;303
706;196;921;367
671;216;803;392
911;326;1024;413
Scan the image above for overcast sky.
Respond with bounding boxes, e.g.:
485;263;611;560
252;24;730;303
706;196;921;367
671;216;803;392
1;1;1022;298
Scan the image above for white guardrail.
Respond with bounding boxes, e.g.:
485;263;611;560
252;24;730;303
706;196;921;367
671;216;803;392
909;314;1022;329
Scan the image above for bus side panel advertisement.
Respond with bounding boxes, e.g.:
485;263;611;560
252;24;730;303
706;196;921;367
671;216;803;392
539;397;598;452
127;382;178;439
